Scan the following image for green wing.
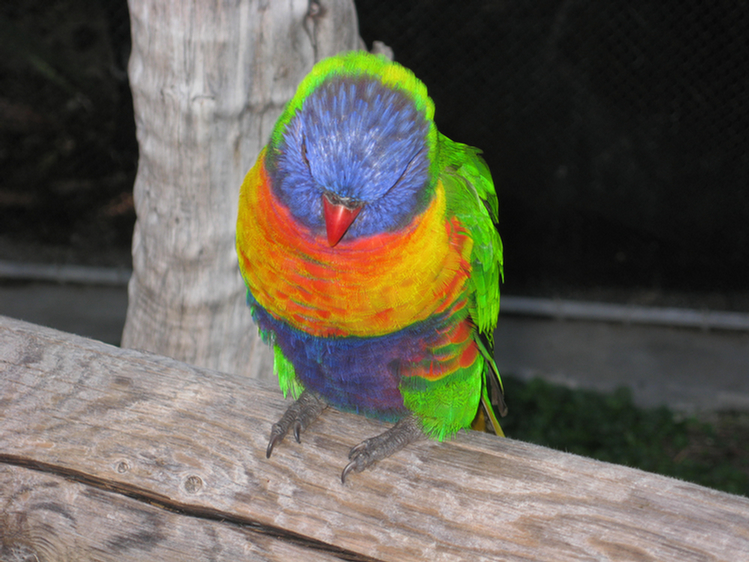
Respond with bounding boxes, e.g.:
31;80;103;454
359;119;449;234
438;134;507;433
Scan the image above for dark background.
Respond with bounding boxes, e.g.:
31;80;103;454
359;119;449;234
1;0;748;308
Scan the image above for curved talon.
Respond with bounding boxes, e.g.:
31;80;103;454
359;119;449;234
266;427;284;458
341;459;361;484
343;442;371;483
347;442;366;459
340;416;424;483
265;390;327;459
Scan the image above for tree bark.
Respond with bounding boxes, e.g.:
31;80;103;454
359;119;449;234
122;0;362;380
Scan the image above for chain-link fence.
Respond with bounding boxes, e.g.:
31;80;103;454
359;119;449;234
0;0;136;266
357;0;749;300
2;0;748;301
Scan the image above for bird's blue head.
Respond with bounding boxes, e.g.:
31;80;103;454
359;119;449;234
267;56;435;245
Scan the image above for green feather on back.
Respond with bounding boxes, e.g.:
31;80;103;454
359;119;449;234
439;134;504;338
438;134;507;432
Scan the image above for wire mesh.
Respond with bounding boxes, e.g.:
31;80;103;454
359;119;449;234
0;0;136;265
358;0;749;296
1;0;747;297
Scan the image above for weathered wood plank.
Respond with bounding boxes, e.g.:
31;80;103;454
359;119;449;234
2;315;749;561
0;465;344;561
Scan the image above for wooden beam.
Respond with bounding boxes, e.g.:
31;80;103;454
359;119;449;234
0;464;345;562
1;315;748;561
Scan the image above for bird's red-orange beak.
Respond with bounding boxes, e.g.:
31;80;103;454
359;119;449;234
322;194;363;247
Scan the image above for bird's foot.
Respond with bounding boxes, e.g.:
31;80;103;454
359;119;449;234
266;390;328;458
341;415;424;483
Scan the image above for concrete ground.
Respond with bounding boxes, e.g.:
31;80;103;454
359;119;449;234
1;279;747;414
494;316;749;413
0;282;129;347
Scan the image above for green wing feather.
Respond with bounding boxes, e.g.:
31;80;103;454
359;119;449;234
438;134;507;435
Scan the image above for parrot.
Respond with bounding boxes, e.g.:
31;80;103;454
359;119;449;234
236;51;506;483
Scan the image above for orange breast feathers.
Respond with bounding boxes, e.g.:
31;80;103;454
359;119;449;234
236;149;473;338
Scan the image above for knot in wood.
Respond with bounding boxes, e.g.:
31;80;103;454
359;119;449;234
307;0;324;19
184;474;204;494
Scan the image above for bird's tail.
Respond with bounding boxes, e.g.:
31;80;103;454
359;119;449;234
473;334;508;436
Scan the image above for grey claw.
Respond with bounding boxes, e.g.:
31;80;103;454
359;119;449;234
347;441;366;459
340;415;424;483
265;390;328;459
266;428;282;459
341;459;360;484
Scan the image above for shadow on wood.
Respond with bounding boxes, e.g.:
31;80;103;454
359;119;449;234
1;315;748;561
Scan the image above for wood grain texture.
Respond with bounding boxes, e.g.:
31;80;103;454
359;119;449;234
122;0;361;380
2;315;749;561
0;465;344;562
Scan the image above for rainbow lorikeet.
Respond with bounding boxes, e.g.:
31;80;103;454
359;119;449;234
236;51;506;482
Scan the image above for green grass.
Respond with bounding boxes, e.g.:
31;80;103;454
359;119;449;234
499;376;749;497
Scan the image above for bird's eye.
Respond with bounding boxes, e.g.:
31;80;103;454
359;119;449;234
383;152;419;198
301;134;311;172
